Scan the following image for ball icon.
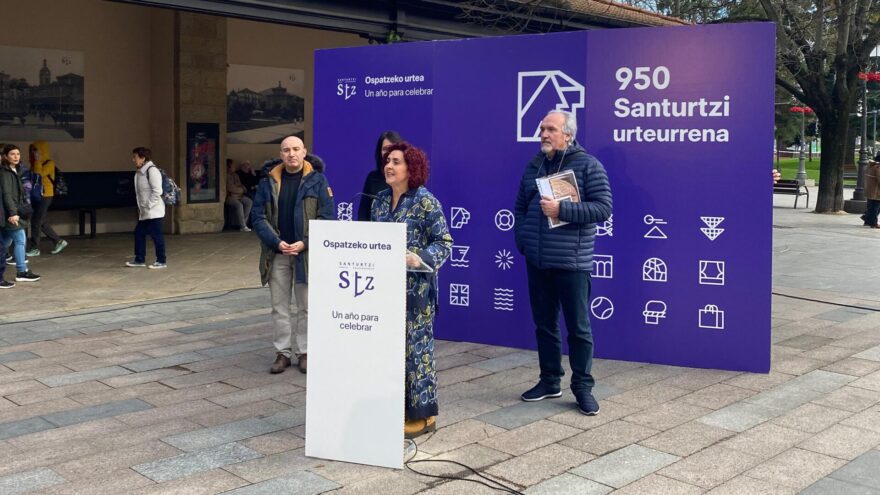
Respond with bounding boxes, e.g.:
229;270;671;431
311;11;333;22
590;297;614;320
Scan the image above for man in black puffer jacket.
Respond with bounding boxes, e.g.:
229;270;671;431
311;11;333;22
514;110;612;416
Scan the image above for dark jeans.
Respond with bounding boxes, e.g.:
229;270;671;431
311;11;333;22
526;262;595;393
134;218;166;263
29;197;61;248
865;199;880;227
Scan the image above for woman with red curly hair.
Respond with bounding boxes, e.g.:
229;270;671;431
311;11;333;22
371;141;453;439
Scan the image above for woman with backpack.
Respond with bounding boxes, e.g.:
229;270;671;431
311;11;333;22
1;144;40;283
126;147;167;269
27;140;68;256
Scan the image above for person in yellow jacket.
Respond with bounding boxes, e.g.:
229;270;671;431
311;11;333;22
27;141;68;256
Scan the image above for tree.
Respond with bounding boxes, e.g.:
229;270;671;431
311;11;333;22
760;0;880;212
456;0;578;32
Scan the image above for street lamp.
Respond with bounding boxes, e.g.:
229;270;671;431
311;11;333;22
789;105;813;183
871;108;877;156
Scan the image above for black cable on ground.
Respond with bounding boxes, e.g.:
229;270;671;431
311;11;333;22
771;291;880;312
404;436;525;494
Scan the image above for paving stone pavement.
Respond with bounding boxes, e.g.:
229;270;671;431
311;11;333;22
1;202;880;493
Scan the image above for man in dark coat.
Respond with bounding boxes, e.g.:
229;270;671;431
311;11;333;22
514;110;612;415
251;136;335;374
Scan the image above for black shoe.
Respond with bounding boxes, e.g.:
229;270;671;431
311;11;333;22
575;390;600;416
15;271;40;282
521;382;562;402
0;280;14;289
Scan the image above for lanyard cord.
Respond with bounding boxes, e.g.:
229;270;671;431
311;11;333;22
537;146;569;178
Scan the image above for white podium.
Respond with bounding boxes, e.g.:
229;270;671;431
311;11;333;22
305;220;406;469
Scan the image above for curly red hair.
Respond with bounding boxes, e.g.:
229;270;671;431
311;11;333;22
384;141;429;189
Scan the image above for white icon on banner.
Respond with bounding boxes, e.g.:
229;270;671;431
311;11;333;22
700;216;725;241
336;202;353;222
450;207;471;229
643;214;668;239
493;288;514;311
450;246;470;268
590;297;614;320
495;249;514;270
495;209;515;231
642;257;668;282
643;300;667;325
592;254;613;279
698;304;725;329
517;71;585;142
449;284;470;307
597;214;613;237
336;77;357;101
699;260;726;286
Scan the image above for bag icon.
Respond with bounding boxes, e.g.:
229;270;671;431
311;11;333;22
698;304;724;330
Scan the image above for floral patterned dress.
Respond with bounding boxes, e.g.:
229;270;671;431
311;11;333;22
372;186;452;420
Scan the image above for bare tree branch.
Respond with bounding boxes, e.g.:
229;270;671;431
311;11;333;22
777;76;809;102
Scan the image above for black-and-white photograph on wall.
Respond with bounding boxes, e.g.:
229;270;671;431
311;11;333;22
227;64;304;144
0;45;85;142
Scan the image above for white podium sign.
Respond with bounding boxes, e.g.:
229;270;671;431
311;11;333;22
305;220;406;469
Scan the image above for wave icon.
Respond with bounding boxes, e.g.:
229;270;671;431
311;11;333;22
450;245;470;268
493;288;514;311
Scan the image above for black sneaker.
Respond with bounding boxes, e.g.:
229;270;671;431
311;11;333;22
521;382;562;402
0;280;14;289
15;271;40;282
574;390;600;416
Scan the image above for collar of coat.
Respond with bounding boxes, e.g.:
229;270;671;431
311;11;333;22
137;161;155;175
268;160;314;184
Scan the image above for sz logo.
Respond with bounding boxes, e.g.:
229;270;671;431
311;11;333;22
517;70;584;142
336;77;357;100
338;270;374;297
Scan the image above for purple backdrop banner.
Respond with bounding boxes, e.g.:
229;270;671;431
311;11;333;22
315;23;775;373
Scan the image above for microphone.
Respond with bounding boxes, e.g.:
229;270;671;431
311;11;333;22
350;191;381;202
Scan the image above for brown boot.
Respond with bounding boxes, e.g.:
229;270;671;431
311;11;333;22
270;353;291;374
297;354;307;374
404;416;436;439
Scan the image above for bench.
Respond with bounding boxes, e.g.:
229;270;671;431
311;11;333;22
49;171;137;237
844;163;858;181
773;179;809;208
